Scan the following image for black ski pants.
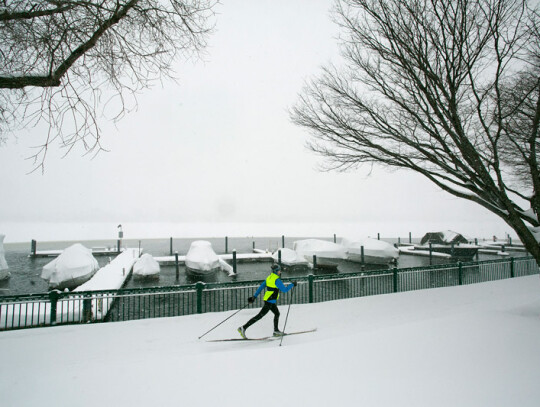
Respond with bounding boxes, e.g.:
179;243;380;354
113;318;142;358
244;301;280;331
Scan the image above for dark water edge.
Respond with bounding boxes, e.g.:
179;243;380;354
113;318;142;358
0;236;514;297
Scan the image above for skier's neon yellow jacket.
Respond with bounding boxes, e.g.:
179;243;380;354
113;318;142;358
253;271;293;303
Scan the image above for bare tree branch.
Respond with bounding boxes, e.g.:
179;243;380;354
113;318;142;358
292;0;540;265
0;0;216;170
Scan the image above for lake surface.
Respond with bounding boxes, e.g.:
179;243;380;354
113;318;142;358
0;236;513;296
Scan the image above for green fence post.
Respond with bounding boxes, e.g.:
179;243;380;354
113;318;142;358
510;257;514;278
458;261;463;285
308;273;314;303
175;251;179;279
393;267;398;293
196;282;204;314
49;290;59;325
83;295;92;323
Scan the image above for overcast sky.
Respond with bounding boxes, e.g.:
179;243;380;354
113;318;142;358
0;0;513;242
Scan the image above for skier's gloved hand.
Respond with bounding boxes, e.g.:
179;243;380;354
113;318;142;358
292;281;298;287
248;296;255;303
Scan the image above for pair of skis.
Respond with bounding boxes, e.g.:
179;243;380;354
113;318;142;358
207;328;317;342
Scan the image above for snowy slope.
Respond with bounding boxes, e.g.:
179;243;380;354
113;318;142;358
1;276;539;407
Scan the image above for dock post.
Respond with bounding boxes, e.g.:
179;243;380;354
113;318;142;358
225;236;228;254
278;249;282;268
282;235;285;248
175;251;179;279
233;250;237;274
31;239;37;257
398;237;401;245
429;243;433;265
313;255;317;270
117;239;121;253
252;241;255;251
377;233;380;240
409;232;412;244
334;234;336;243
361;246;365;271
170;237;173;256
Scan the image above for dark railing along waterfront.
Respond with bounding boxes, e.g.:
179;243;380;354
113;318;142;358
0;256;538;331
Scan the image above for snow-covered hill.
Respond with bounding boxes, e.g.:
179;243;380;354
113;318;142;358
1;275;539;407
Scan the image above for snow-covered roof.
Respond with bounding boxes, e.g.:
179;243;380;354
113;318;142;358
420;230;469;245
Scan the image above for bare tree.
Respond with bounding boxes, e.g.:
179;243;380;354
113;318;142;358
291;0;540;265
0;0;216;171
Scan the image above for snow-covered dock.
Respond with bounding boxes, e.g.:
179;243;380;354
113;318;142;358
0;248;140;329
154;251;273;265
30;247;122;258
398;246;452;258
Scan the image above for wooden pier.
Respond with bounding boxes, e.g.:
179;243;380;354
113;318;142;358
154;251;273;266
29;239;122;258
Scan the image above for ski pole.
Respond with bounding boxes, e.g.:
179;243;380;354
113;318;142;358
198;302;250;339
279;285;296;347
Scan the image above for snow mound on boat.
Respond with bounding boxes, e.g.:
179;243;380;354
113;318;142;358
0;234;10;280
185;240;221;272
41;243;99;289
292;239;348;260
133;253;160;278
272;248;308;266
341;237;399;263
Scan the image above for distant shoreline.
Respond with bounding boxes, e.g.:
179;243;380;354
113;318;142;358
0;220;515;245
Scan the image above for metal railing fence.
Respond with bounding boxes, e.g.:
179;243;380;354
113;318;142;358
1;256;538;331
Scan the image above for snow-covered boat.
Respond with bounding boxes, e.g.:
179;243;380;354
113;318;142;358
341;237;399;265
272;248;309;271
293;239;348;269
185;240;222;276
133;253;160;280
417;230;479;259
41;243;99;290
0;234;10;280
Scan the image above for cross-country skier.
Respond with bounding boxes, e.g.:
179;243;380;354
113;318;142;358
237;264;297;339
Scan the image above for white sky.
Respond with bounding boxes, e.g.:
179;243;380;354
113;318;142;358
0;0;514;241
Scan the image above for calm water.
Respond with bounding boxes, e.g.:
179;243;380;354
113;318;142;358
0;236;509;296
